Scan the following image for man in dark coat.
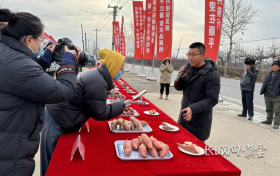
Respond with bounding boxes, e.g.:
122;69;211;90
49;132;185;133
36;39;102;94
174;42;220;142
238;58;259;120
260;61;280;129
41;48;127;176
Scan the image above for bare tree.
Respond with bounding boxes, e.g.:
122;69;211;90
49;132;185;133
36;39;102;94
252;46;268;69
124;19;135;54
268;40;280;63
222;0;258;76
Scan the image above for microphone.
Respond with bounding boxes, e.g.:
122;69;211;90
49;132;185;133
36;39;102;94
175;63;191;82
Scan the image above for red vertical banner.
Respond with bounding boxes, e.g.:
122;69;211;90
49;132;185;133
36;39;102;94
144;0;157;59
133;1;144;59
204;0;224;61
112;21;120;53
156;0;173;60
120;16;126;57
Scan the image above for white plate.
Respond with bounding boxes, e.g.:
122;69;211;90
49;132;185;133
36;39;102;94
159;124;179;132
109;122;152;133
114;140;173;160
178;145;205;156
115;88;119;91
144;111;159;116
119;110;140;117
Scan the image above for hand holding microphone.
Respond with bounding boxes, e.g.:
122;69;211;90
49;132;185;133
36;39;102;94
176;63;190;82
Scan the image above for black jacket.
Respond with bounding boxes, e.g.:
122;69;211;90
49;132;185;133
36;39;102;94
260;70;280;96
46;65;124;133
240;66;259;92
0;35;77;175
174;60;220;141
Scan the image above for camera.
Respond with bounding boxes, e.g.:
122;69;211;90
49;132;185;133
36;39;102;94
51;38;88;66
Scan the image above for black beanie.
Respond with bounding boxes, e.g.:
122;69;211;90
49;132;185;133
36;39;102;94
272;61;280;67
244;58;255;65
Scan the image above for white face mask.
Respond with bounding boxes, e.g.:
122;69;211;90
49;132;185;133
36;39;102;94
26;36;44;52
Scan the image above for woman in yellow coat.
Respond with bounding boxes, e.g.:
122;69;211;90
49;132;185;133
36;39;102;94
159;58;173;100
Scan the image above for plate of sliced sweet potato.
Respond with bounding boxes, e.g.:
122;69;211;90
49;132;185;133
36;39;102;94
177;141;205;156
144;109;159;116
159;122;179;132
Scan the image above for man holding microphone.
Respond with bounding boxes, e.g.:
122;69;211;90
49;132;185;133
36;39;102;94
174;42;220;142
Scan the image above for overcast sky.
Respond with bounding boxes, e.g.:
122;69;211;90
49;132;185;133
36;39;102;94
1;0;280;58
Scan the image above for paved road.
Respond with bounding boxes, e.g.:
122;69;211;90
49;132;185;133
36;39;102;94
125;63;266;110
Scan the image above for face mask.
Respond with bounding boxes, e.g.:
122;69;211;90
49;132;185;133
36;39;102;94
113;71;123;80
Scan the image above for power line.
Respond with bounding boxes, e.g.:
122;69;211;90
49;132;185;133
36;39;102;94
221;37;280;45
88;0;114;39
100;17;114;31
38;12;104;17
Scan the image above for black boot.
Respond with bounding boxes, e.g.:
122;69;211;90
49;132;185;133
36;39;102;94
261;120;272;124
248;116;253;120
238;113;247;117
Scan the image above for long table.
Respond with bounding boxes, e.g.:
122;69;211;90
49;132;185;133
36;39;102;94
46;78;241;176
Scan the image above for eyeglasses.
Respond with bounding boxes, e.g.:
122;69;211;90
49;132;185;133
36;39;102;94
186;53;204;57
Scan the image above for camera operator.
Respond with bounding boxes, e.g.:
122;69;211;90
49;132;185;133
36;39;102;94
0;11;79;176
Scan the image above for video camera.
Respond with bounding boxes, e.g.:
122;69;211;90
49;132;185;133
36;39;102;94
51;38;88;66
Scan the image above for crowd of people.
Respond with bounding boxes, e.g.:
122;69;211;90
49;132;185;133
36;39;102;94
0;7;279;176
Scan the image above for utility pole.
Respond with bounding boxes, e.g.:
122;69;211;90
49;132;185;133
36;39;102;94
108;4;122;51
87;39;91;54
93;28;100;58
81;24;85;51
85;32;87;52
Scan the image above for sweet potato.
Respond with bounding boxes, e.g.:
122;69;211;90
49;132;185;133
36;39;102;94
130;116;139;126
159;144;169;158
149;110;154;115
117;118;124;126
127;111;132;115
138;136;143;144
131;121;136;131
131;138;141;150
123;121;132;131
140;121;150;127
119;124;124;130
148;147;158;158
141;134;153;150
184;141;193;145
152;109;156;114
138;144;147;158
150;136;162;150
177;143;200;154
123;140;132;156
111;119;118;130
136;120;143;131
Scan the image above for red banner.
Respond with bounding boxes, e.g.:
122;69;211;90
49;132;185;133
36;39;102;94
156;0;173;60
144;0;157;59
112;21;120;53
133;1;144;59
204;0;224;61
120;16;126;57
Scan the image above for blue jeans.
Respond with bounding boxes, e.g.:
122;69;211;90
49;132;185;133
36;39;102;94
40;108;64;176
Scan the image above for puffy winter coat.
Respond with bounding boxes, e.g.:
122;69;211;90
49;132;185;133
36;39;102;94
240;66;259;92
0;35;77;175
46;64;124;133
159;58;173;84
174;59;220;141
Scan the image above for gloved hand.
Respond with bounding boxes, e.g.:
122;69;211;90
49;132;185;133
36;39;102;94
61;46;78;67
123;100;131;108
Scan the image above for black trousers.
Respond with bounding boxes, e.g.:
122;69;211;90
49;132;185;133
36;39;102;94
160;83;170;95
241;91;254;117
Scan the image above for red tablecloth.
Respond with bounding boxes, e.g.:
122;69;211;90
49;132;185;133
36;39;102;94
46;78;241;176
